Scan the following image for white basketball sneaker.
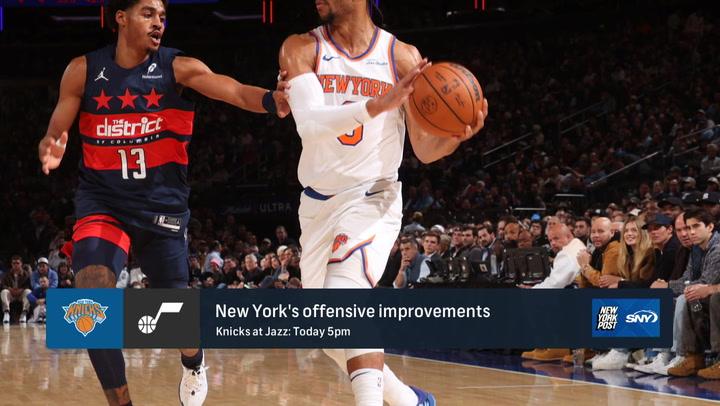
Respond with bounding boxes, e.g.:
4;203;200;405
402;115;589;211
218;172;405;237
179;358;208;406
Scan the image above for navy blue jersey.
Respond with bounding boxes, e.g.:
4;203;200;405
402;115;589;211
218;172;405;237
76;45;195;236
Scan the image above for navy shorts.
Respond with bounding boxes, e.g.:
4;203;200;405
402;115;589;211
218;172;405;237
71;214;188;288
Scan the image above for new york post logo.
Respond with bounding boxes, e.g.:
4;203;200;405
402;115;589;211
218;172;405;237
592;299;660;337
62;299;108;337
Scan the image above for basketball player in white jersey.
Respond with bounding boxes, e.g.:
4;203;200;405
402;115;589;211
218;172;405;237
279;1;488;405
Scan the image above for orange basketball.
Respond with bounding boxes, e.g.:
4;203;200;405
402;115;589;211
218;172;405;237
409;62;483;137
76;316;94;334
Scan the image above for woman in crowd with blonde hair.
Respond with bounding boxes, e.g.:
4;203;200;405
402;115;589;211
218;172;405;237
591;216;655;370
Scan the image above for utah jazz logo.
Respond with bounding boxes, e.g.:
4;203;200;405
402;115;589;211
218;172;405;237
332;233;349;253
62;299;108;337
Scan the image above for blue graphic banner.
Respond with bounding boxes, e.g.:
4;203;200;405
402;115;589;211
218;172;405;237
592;299;661;338
47;289;124;349
46;288;674;349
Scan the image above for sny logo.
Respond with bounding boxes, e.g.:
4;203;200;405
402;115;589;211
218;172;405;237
626;310;658;324
62;299;108;337
596;305;618;331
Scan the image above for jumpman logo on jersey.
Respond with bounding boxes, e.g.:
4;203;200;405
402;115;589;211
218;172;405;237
94;67;109;82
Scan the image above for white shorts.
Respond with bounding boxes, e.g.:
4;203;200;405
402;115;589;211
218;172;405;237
298;180;402;289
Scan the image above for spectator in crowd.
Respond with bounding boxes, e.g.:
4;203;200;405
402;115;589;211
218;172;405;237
403;212;426;235
659;197;683;219
666;209;720;377
1;255;32;324
524;224;585;290
701;144;720;176
57;262;74;288
31;257;58;290
394;237;431;288
28;275;49;323
203;240;224;274
273;225;298;249
702;192;720;223
243;254;268;286
574;217;592;248
520;223;585;361
201;272;216;289
576;217;621;288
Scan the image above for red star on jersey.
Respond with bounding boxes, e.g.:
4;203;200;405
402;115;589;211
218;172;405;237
142;88;164;108
118;88;139;109
93;89;113;110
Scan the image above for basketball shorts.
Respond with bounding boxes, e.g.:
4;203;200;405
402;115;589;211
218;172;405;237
71;214;188;288
298;180;402;289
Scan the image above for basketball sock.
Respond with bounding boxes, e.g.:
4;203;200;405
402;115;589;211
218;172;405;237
322;350;417;405
181;348;204;370
349;368;384;406
382;364;419;406
88;349;127;389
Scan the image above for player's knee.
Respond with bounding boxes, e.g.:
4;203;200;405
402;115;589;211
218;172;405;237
75;265;117;288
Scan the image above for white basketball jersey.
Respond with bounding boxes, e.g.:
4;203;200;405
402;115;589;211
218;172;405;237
298;25;406;196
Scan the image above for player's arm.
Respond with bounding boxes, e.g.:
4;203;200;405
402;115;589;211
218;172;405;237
38;56;86;175
279;33;426;140
173;56;289;117
396;41;489;164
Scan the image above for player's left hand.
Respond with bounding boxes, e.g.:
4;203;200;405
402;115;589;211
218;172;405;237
274;70;291;118
453;98;489;142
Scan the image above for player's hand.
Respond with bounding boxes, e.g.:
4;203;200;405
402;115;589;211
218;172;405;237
455;98;489;142
274;69;291;119
367;58;430;117
38;131;68;175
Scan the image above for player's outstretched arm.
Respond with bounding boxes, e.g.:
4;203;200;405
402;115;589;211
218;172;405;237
279;34;426;140
173;56;289;117
38;56;85;175
397;42;488;164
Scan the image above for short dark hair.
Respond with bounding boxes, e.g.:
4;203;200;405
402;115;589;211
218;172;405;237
10;255;22;263
399;235;419;248
684;208;714;227
422;231;440;242
106;0;168;32
576;217;591;227
462;225;475;234
477;224;495;235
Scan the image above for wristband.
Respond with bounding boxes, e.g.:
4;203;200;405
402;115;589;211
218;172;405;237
262;91;277;114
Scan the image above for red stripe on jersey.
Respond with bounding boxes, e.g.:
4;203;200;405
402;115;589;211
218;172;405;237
73;214;122;231
78;109;194;139
72;218;131;254
82;138;189;171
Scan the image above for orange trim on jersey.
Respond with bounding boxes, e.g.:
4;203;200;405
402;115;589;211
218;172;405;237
323;25;380;62
327;236;375;264
308;30;321;73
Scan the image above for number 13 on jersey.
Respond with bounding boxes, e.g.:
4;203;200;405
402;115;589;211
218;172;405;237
118;148;147;179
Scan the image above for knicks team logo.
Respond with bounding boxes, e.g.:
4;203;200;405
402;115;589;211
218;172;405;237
332;234;349;253
62;299;109;337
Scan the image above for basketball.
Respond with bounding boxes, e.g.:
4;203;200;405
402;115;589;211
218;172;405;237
75;316;94;334
409;62;483;137
138;316;157;334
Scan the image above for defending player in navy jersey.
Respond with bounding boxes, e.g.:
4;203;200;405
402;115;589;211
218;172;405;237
37;1;289;405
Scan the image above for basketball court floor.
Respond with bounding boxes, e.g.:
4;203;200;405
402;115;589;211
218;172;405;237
2;325;718;405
